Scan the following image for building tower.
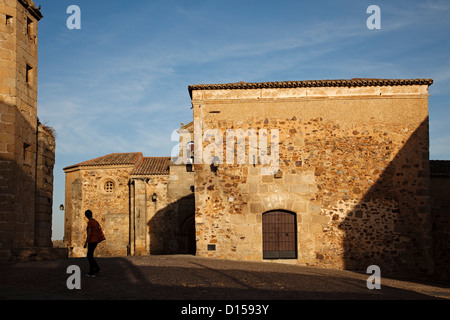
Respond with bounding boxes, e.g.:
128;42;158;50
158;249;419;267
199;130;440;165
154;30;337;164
0;0;58;259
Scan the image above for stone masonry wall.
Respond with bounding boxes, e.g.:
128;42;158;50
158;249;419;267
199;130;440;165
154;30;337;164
34;123;55;247
0;0;41;257
63;169;80;256
66;166;135;257
191;84;433;275
132;167;194;255
137;176;171;254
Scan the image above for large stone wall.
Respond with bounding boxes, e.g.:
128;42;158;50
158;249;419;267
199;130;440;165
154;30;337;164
132;176;170;255
65;165;135;257
34;123;55;247
131;165;194;255
191;82;434;275
0;0;46;258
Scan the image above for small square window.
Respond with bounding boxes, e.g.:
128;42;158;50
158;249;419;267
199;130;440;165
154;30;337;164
6;15;13;26
27;17;33;35
26;64;33;86
23;143;31;166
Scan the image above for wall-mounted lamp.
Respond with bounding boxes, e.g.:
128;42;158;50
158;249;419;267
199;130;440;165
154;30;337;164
274;170;283;179
186;158;193;172
152;193;157;202
59;204;65;211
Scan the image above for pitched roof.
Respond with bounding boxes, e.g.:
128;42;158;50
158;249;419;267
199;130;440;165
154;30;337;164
131;157;171;176
430;160;450;178
188;78;433;97
64;152;143;171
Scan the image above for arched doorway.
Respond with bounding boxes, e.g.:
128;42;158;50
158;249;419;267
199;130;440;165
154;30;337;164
185;216;196;255
178;195;196;255
262;210;297;259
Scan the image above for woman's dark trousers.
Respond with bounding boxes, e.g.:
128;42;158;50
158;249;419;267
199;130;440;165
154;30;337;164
87;242;100;275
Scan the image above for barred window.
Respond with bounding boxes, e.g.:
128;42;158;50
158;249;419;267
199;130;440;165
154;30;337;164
104;180;115;193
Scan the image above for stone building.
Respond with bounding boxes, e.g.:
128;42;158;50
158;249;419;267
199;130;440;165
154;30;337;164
0;0;61;259
188;78;440;276
63;122;195;258
64;78;449;278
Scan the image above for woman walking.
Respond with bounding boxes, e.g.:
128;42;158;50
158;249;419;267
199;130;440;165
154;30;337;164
83;210;105;277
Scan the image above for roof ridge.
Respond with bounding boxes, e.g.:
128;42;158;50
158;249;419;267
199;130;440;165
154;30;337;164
188;78;434;96
143;156;171;158
63;152;143;171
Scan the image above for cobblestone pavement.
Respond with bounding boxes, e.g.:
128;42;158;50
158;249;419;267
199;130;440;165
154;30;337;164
1;255;449;300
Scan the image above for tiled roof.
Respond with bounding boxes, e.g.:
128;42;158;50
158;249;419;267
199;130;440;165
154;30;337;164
64;153;143;170
430;160;450;177
131;157;171;176
188;78;433;97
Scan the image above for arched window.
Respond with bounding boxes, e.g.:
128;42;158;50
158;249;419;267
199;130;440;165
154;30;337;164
262;210;297;259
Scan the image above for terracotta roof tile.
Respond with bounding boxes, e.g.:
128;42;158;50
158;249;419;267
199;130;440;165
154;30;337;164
64;153;143;170
188;78;433;97
131;157;171;176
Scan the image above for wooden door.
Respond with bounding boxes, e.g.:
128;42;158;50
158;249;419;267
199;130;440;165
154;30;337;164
262;211;297;259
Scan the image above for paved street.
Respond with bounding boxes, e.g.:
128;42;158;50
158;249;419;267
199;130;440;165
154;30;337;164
1;255;449;301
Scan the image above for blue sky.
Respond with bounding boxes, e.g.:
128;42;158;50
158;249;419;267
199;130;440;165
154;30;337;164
34;1;450;240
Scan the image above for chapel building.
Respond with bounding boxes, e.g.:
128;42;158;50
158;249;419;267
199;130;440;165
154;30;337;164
63;123;195;258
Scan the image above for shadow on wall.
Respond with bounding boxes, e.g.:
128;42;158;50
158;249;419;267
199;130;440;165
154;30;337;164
430;161;450;283
0;103;38;253
338;117;433;277
147;194;196;255
0;149;35;252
